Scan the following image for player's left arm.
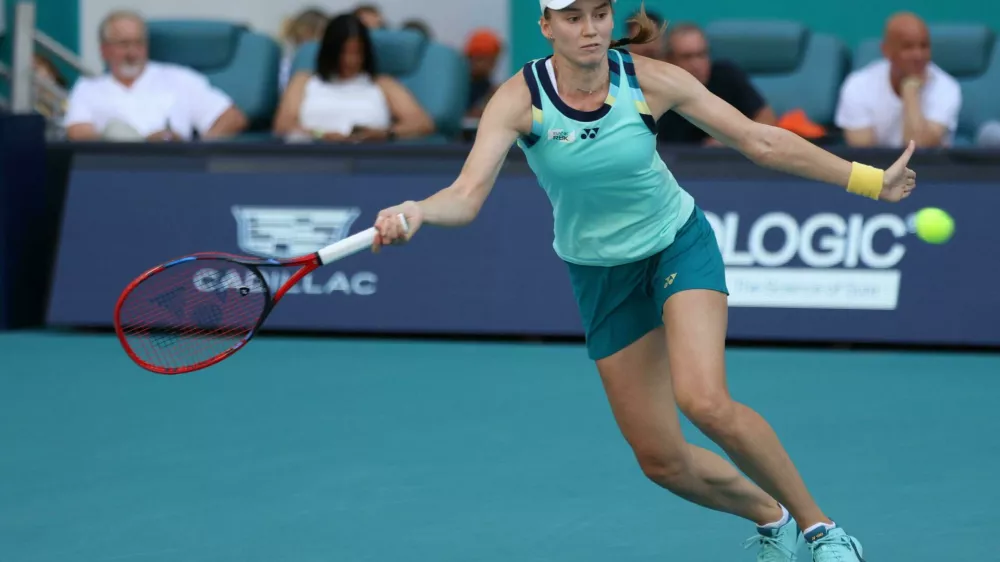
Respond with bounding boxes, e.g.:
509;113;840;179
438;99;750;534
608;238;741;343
704;64;774;146
724;62;776;127
635;57;916;202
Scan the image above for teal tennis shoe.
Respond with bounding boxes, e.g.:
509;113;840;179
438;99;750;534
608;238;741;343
743;518;805;561
805;524;865;562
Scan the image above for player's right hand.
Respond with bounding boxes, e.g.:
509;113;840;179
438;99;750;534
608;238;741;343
372;201;422;253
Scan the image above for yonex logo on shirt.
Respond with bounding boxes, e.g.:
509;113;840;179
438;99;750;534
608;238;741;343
582;128;600;139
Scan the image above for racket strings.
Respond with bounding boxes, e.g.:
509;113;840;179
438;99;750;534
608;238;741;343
123;289;260;347
117;260;269;371
124;296;259;368
125;311;252;367
123;289;262;369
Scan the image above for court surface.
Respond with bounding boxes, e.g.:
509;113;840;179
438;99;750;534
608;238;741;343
2;331;997;561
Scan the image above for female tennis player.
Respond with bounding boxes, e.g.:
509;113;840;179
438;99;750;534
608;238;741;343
373;1;914;560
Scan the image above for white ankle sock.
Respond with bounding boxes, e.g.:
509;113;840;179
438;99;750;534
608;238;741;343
760;504;790;529
804;521;836;535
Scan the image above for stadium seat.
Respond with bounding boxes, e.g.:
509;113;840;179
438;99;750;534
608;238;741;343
705;20;850;127
852;25;1000;144
852;39;881;70
291;29;469;139
146;20;282;131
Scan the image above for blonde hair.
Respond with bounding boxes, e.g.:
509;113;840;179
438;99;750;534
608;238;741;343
611;4;665;49
282;8;328;45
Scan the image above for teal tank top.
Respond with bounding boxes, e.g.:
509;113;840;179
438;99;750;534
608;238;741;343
516;49;695;267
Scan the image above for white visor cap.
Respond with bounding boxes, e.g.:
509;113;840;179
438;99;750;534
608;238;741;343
539;0;616;12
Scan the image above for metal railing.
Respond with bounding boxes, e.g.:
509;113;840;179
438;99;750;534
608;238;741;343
5;0;96;120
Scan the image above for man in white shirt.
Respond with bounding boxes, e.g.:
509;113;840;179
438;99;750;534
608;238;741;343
835;12;961;148
64;10;248;141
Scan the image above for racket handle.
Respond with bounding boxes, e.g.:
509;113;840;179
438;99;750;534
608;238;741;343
317;213;409;265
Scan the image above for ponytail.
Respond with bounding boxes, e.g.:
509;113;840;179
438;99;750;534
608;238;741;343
610;3;666;49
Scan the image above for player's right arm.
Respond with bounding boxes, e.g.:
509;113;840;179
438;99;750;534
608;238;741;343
372;73;533;249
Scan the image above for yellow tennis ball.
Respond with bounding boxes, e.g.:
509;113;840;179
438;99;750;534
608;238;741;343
913;207;954;244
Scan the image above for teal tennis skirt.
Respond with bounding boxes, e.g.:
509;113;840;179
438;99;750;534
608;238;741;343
565;206;729;360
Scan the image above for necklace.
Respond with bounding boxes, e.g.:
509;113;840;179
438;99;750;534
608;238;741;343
553;61;607;95
574;77;607;95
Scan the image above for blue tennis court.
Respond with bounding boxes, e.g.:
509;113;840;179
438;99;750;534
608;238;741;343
2;331;997;561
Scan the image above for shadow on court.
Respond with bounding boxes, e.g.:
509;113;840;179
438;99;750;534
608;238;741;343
1;331;997;561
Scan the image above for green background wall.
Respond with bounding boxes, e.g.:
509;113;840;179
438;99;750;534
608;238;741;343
509;0;996;74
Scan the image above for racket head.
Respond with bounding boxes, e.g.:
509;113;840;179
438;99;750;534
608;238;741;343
114;252;313;375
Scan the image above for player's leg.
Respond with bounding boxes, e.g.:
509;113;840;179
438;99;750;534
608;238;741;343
664;289;827;521
656;207;864;561
594;325;783;525
566;256;782;526
663;289;863;561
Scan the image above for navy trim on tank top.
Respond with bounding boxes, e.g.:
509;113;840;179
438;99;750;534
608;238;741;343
520;62;544;148
617;49;658;134
535;50;622;123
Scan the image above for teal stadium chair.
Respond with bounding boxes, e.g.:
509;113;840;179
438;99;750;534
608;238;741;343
854;25;1000;145
704;20;850;128
291;29;469;142
146;20;281;133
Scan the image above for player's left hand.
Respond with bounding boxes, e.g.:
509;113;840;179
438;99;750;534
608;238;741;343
880;139;917;202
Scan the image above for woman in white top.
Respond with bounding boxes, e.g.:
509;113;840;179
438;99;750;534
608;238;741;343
274;13;435;142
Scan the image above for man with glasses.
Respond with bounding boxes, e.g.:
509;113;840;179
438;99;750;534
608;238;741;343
64;10;247;141
650;20;777;146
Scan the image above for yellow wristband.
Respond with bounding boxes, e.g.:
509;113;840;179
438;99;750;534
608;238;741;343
846;162;884;200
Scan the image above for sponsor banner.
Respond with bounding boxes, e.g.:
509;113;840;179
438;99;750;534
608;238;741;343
47;169;582;336
46;169;1000;346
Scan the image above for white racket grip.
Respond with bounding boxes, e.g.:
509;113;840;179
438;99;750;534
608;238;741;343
317;213;409;265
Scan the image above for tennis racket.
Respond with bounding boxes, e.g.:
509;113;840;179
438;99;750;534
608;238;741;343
114;213;408;375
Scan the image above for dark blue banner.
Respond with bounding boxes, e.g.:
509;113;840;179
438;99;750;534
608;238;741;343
46;168;999;346
48;170;582;335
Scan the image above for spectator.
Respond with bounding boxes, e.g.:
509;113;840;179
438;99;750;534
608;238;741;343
626;9;666;60
63;10;247;141
401;19;433;40
835;12;961;148
273;13;434;142
279;8;328;91
464;28;503;119
353;4;385;29
657;22;776;146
